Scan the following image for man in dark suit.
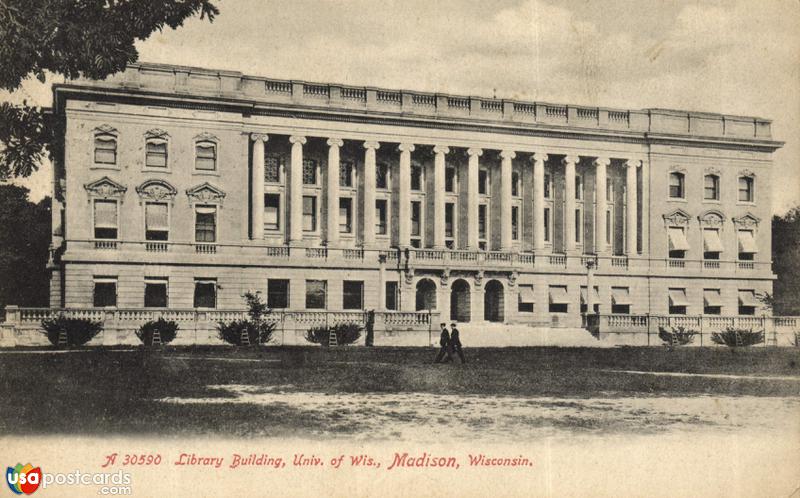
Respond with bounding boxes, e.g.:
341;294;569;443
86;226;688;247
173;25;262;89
450;322;465;363
434;323;452;363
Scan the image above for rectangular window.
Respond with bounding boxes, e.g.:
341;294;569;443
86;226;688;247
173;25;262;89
305;280;326;309
302;196;317;232
738;289;757;315
575;174;583;200
145;140;168;168
575;208;582;243
544;207;551;242
580;286;600;314
511;206;519;240
518;285;535;313
376;162;389;189
669;172;684;198
544;173;551;198
738;177;754;202
606;178;613;200
195;205;217;242
478;204;487;240
376;199;388;235
411;164;423;191
668;226;689;258
94;200;118;239
445;203;455;238
548;285;569;313
144;278;168;308
193;279;216;308
265;154;281;183
445;166;456;192
703;289;722;315
385;282;398;310
606;209;612;245
195;142;216;171
737;229;757;259
411;201;422;237
302;159;317;185
267;279;289;309
668;288;688;315
343;281;364;310
339;198;352;233
94;136;117;164
93;278;117;308
703;228;723;259
512;172;520;197
339;161;353;188
145;202;169;241
264;194;280;231
478;169;488;195
704;175;719;200
610;287;630;314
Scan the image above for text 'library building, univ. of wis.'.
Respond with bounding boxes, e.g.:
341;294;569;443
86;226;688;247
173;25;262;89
46;62;781;329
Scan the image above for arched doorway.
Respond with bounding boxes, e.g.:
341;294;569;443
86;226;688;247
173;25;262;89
484;279;504;322
450;279;471;322
415;278;437;311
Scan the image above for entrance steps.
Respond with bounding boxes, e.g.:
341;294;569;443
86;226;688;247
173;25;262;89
457;323;609;348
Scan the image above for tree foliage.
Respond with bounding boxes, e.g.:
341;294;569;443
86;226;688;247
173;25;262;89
772;206;800;315
0;0;219;179
0;185;51;310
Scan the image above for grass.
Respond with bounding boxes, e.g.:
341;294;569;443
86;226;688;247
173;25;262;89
1;346;798;439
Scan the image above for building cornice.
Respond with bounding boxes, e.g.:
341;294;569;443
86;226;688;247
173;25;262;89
53;82;784;153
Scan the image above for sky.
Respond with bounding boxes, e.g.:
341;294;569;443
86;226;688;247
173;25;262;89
6;0;800;214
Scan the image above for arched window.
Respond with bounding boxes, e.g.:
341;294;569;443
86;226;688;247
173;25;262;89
195;141;217;171
703;174;720;200
669;172;685;198
738;176;754;202
94;133;117;165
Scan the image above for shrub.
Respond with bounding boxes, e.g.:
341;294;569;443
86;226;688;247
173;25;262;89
711;327;764;347
136;318;179;346
40;315;103;347
305;322;363;346
217;291;276;346
658;326;697;346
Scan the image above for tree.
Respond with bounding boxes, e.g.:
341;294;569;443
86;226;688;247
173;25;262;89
0;0;219;180
0;185;51;310
772;205;800;315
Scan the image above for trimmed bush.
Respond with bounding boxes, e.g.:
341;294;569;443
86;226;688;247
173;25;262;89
658;326;697;346
40;315;103;347
305;322;363;346
711;327;764;347
217;291;276;346
136;318;179;346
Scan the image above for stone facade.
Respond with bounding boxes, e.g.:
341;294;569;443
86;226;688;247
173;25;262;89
47;63;782;326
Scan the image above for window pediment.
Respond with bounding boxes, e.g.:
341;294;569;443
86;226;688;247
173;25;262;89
136;179;178;203
145;128;170;140
84;177;127;200
194;132;219;143
698;210;725;227
733;212;760;229
186;182;226;205
94;124;118;136
738;169;756;178
663;208;691;227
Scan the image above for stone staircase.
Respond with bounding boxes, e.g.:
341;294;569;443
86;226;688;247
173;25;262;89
457;323;608;348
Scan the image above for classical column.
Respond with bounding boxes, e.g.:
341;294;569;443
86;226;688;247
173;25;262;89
563;155;578;253
326;138;343;247
398;143;415;247
594;156;610;255
532;152;548;252
289;135;306;245
250;133;268;240
466;148;482;250
625;158;640;255
500;150;515;250
432;145;449;249
363;141;380;248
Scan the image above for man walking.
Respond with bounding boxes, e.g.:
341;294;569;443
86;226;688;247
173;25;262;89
434;322;452;363
450;322;465;364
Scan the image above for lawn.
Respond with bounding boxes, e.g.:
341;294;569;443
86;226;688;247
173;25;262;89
1;346;799;441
